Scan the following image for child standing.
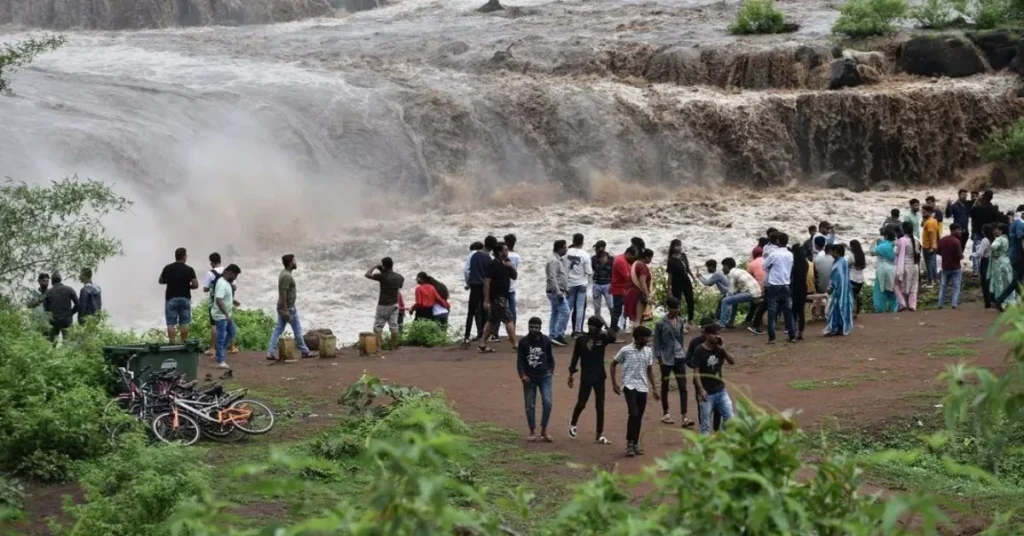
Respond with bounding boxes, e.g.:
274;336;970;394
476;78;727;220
610;325;659;457
568;316;615;445
691;318;736;434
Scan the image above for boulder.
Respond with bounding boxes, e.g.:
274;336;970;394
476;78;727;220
828;57;863;90
303;328;335;352
856;63;882;85
967;30;1019;71
478;0;503;12
898;35;991;78
1011;36;1024;76
817;170;869;192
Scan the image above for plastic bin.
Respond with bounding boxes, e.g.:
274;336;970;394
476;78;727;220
103;341;201;383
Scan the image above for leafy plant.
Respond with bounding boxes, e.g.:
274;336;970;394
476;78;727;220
832;0;908;37
54;433;210;536
0;306;128;481
186;299;275;351
981;119;1024;165
0;34;65;94
400;319;452;347
729;0;790;34
968;0;1014;27
0;474;24;519
910;0;967;28
338;372;429;417
0;177;131;296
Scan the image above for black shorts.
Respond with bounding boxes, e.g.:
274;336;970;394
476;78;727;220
489;297;512;323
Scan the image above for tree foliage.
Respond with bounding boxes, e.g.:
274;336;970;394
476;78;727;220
729;0;790;35
981;119;1024;166
0;177;131;296
831;0;908;37
0;35;66;94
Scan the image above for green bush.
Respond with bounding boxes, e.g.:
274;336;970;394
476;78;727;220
400;319;453;347
729;0;790;34
910;0;966;27
187;299;275;350
54;434;210;536
969;0;1014;27
832;0;908;37
981;120;1024;165
0;474;24;521
0;307;126;481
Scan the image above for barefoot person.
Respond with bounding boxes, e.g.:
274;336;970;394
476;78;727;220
568;316;614;445
365;257;404;352
610;325;659;457
159;247;198;344
691;318;736;434
267;254;313;359
480;242;518;353
654;297;694;428
518;317;555;442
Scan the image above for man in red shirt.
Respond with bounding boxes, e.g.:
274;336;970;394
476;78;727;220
610;247;637;341
937;222;965;309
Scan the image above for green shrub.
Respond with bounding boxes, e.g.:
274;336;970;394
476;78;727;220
910;0;966;27
400;319;452;347
55;434;210;536
729;0;789;34
0;474;24;521
969;0;1014;27
832;0;908;37
187;299;275;350
981;119;1024;165
0;307;126;481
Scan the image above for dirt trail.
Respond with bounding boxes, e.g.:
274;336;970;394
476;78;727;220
207;304;1008;473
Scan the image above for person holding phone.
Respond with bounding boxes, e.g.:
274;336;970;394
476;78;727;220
691;318;736;434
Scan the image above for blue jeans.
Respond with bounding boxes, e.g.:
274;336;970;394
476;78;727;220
924;250;938;283
523;374;553;432
267;307;311;357
592;283;612;321
938;269;962;308
547;291;569;339
214;319;237;365
719;292;753;327
765;285;795;342
164;297;192;326
568;285;588;333
699;390;734;434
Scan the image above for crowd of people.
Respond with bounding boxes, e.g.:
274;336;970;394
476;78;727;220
25;187;1024;457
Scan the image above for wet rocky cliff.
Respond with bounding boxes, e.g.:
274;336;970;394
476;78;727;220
0;0;333;29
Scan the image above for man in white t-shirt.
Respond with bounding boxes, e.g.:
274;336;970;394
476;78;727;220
211;264;241;368
564;233;594;338
202;252;238;356
504;234;522;335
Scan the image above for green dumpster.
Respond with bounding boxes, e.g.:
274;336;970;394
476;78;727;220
103;341;201;383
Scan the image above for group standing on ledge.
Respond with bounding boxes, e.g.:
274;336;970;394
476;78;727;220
25;188;1024;457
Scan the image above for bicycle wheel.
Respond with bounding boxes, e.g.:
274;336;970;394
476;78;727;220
102;396;133;433
201;421;246;443
151;412;201;446
227;399;275;434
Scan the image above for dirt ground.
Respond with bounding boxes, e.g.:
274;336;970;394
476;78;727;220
201;304;1008;474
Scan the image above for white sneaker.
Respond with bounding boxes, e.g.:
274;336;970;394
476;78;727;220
215;363;231;369
661;413;675;424
569;425;578;438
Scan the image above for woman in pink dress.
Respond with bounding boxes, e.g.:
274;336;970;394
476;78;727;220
894;220;920;312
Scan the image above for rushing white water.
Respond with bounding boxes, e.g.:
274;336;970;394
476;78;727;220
1;1;1019;342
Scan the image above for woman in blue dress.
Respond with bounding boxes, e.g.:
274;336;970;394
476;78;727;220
873;230;898;313
825;244;853;336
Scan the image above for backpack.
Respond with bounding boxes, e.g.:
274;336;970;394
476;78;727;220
208;270;226;316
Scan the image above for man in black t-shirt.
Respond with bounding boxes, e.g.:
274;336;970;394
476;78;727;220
479;242;517;353
691;319;736;434
159;247;199;344
568;316;615;445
